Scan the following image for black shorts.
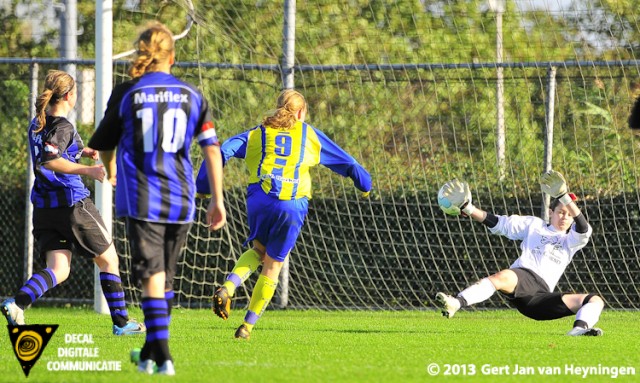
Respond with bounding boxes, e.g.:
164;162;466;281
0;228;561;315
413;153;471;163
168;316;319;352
33;198;112;262
125;217;191;290
501;268;574;321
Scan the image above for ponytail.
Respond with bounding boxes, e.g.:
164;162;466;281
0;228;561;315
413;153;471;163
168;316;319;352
262;89;307;129
129;23;175;78
34;90;54;133
33;70;75;133
262;108;298;130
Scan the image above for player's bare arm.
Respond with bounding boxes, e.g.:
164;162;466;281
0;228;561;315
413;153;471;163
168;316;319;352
82;147;99;160
98;150;117;186
201;145;226;231
44;157;105;182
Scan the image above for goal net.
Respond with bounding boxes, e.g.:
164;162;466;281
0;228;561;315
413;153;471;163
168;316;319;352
5;1;637;311
108;1;640;311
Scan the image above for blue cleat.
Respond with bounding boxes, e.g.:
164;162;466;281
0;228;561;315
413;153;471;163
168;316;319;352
1;298;25;325
113;319;146;335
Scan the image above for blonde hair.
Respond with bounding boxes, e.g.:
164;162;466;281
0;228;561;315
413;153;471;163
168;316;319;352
262;89;307;129
129;22;175;78
34;70;75;133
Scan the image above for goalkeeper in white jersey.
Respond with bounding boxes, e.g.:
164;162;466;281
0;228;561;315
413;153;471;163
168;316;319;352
435;170;605;336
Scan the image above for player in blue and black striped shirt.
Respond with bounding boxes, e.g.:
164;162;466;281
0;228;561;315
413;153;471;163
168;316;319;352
1;70;144;337
89;22;226;376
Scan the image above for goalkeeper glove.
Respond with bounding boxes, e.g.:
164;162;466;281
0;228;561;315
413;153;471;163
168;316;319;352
540;170;572;205
437;179;475;217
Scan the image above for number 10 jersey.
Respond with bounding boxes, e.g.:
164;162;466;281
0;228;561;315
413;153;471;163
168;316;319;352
89;72;219;223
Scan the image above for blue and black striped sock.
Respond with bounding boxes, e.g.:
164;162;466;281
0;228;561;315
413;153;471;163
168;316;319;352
141;297;171;365
100;272;129;327
165;290;175;324
15;268;57;308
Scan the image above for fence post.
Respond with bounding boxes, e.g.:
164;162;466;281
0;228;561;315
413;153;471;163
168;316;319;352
23;62;38;284
59;0;78;124
491;0;506;181
278;0;296;309
542;66;557;221
281;0;296;90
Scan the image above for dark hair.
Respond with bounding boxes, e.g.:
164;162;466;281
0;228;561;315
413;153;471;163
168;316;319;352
549;198;563;211
550;197;579;211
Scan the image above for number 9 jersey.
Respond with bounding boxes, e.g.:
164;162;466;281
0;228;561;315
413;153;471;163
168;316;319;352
196;120;371;200
89;72;219;223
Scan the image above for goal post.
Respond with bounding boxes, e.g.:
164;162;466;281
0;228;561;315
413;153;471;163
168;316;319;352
277;0;297;309
93;0;113;314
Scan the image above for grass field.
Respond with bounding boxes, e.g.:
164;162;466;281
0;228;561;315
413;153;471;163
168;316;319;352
0;307;637;383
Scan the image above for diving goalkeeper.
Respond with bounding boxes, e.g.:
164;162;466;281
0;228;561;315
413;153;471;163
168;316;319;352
434;170;605;336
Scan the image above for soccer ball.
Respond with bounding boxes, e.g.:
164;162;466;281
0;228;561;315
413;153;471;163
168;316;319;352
437;185;461;216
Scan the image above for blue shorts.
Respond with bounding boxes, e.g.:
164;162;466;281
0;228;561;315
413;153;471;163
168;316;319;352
245;184;308;262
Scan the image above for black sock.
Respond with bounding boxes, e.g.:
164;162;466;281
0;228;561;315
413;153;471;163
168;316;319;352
141;297;172;365
573;320;588;329
165;290;174;322
140;343;154;362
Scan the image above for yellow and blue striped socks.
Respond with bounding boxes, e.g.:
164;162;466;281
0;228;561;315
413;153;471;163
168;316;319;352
243;274;278;332
223;249;261;296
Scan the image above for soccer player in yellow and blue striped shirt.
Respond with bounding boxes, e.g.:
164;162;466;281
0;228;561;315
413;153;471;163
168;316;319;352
196;89;371;339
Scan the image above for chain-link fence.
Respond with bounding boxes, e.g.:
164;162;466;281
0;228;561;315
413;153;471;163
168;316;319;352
1;56;638;310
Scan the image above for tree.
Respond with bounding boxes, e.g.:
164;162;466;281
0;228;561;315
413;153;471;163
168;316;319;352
1;0;637;193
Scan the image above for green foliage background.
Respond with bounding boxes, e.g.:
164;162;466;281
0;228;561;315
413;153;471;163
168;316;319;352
1;0;639;196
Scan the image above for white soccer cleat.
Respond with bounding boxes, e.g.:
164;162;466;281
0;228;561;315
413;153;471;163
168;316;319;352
1;298;25;325
137;359;156;374
156;360;175;376
435;292;461;319
566;327;603;336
